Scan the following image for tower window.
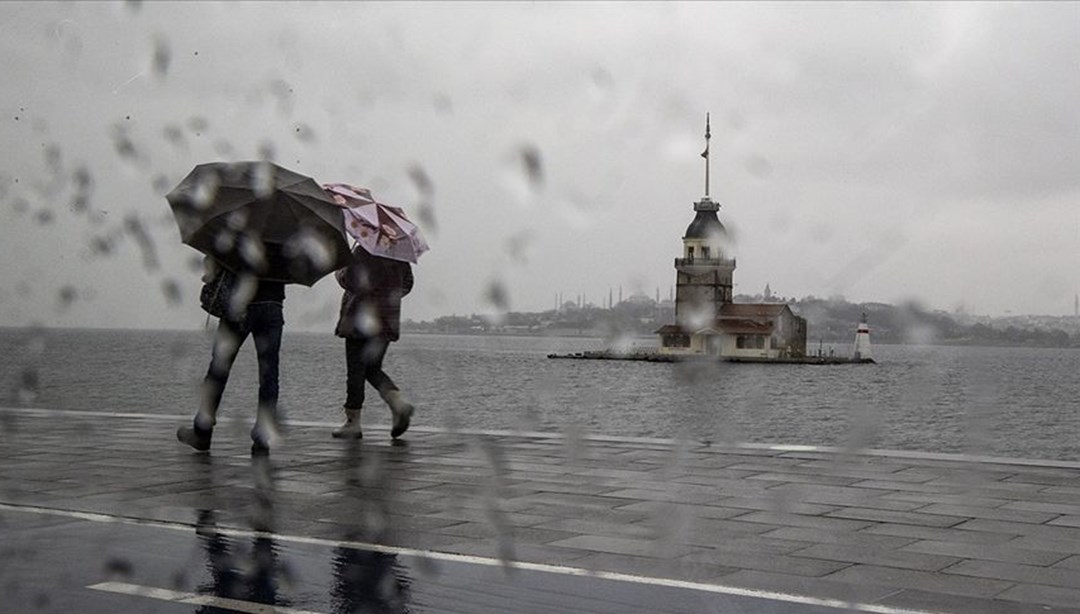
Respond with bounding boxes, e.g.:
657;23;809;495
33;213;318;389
702;247;710;259
687;246;694;259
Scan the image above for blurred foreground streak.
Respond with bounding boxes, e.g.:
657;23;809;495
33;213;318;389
2;407;1080;613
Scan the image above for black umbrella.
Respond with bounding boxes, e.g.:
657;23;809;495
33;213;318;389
167;161;352;286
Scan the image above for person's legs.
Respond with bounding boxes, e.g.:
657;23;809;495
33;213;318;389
179;318;248;451
248;303;284;453
334;337;371;438
364;337;413;439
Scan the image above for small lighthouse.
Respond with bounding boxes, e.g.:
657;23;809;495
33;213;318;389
853;312;872;361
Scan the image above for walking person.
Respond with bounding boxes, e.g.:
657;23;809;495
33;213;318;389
167;162;355;455
333;244;415;439
177;257;286;455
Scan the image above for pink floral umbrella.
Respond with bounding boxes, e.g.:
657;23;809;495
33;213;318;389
322;183;429;263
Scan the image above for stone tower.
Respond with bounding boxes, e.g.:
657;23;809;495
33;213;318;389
674;114;735;330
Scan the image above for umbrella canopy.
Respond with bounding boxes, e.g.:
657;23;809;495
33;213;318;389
168;162;353;286
323;183;429;264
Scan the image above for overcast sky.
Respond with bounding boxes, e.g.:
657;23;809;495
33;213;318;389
2;1;1079;331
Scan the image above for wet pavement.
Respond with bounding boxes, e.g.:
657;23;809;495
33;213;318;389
3;407;1080;613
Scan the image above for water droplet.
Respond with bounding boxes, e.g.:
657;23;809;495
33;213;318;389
124;214;160;271
103;557;134;579
484;279;510;313
520;145;543;189
110;125;138;161
504;230;532;265
57;286;77;311
191;172;220;210
16;367;39;403
43;143;61;173
34;209;54;225
163;124;185;149
161;279;182;306
213;139;235;158
237;234;267;271
187;116;208;133
151;36;171;78
257;141;276;162
588;67;614;104
432;93;452;114
744;154;772;179
251;161;274;200
293;123;315;143
151;174;170;194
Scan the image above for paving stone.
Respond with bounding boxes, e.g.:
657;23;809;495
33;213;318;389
880;491;1013;508
943;559;1078;588
823;564;1015;598
570;552;739;583
681;548;852;577
712;495;841;516
531;517;658;540
916;503;1060;524
544;534;697;558
729;510;874;532
1048;515;1080;528
901;539;1068;566
745;472;864;487
1006;535;1080;555
712;569;899;605
996;584;1080;610
957;519;1080;540
759;526;918;550
824;506;967;528
877;588;1080;614
1003;501;1080;516
791;543;960;571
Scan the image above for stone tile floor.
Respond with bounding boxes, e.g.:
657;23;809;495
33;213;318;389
2;407;1080;613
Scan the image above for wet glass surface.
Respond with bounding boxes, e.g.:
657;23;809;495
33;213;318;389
4;2;1080;612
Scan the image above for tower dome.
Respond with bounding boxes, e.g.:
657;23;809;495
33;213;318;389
684;205;726;240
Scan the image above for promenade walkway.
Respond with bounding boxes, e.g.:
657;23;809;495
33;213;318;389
2;407;1080;613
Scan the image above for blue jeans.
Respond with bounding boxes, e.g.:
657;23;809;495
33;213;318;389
199;302;284;428
344;336;397;409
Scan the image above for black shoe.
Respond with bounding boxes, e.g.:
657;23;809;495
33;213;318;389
390;403;413;439
177;424;212;452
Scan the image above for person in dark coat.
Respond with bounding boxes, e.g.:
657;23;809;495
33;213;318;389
333;245;414;439
178;257;285;455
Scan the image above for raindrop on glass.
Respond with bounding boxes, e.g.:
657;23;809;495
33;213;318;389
161;279;183;306
151;36;171;78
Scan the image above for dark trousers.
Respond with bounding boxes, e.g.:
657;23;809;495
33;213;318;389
344;336;397;409
199;302;284;428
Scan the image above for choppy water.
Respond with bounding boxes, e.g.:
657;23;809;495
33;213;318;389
3;327;1079;461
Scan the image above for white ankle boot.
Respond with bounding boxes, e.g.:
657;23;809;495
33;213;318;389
331;407;363;439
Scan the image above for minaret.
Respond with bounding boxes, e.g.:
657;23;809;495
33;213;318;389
853;312;872;361
673;113;736;331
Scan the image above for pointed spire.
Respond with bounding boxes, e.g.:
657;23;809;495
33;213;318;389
700;113;712;198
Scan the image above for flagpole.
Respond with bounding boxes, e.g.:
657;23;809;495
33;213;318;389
703;113;711;198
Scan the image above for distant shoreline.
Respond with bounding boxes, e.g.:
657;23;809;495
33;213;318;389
2;326;1079;350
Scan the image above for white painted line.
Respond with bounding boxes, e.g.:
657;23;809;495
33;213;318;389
4;502;941;614
88;581;326;614
4;405;1080;469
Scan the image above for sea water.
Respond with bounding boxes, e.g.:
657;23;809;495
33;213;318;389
2;327;1079;461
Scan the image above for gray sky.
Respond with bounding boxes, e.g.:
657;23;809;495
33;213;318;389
2;1;1079;331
